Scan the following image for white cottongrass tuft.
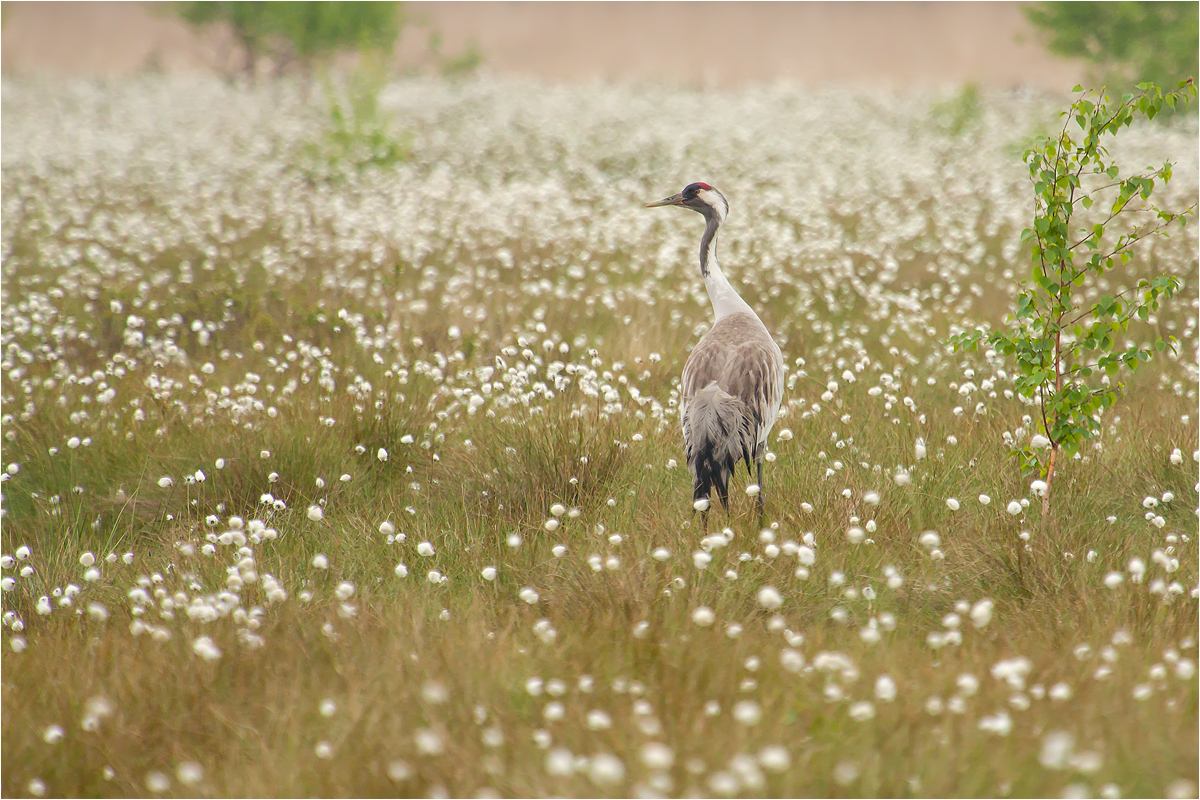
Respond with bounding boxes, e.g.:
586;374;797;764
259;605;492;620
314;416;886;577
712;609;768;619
946;498;960;511
780;649;805;673
545;747;574;776
991;657;1032;689
586;709;612;730
414;728;445;755
176;762;204;786
833;761;860;786
757;585;783;610
978;710;1013;735
970;598;994;628
422;682;449;704
641;742;674;769
588;753;626;786
1006;500;1022;515
145;771;171;793
692;606;715;626
192;636;221;661
693;498;711;512
758;745;790;772
733;700;763;725
848;701;875;721
306;505;324;522
1039;731;1075;770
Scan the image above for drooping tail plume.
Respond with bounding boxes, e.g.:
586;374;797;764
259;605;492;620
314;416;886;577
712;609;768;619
685;381;756;509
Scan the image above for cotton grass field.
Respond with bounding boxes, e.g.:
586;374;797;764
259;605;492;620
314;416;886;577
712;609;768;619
1;75;1198;798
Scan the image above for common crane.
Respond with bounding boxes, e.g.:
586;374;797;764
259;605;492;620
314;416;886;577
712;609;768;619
645;182;785;529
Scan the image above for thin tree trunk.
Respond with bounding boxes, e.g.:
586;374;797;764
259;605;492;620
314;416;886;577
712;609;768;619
1041;444;1058;518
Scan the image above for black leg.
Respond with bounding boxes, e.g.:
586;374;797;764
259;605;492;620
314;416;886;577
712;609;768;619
756;460;766;528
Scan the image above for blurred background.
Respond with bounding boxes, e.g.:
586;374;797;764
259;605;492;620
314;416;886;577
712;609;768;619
1;2;1196;91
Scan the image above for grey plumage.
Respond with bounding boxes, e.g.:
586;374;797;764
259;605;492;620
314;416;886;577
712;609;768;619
645;182;785;522
682;312;784;508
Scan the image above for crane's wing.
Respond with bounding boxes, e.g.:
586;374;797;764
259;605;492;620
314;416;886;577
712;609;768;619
680;312;784;457
722;336;784;451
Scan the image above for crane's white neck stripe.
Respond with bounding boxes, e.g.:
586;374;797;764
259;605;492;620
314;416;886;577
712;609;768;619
704;251;755;320
696;188;728;222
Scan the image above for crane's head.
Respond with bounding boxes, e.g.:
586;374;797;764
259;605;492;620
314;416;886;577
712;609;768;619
645;182;728;223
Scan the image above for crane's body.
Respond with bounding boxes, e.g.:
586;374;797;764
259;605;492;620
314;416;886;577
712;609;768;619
645;183;784;524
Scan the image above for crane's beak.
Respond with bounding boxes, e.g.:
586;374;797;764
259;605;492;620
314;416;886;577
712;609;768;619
644;192;685;208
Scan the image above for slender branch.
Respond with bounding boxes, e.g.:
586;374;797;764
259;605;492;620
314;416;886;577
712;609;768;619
1071;170;1166;206
1037;381;1055;449
1063;285;1141;327
1064;355;1143;376
1096;210;1195;262
1066;190;1178;251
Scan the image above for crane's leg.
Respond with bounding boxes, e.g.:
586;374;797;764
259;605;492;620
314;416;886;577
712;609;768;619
756;459;766;529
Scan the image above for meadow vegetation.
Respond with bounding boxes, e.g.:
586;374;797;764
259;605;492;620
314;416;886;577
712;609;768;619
1;75;1197;797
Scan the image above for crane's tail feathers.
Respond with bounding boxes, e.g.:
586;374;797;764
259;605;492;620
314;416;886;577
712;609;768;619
686;382;756;510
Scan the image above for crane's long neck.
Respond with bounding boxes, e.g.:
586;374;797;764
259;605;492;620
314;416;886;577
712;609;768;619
699;214;755;321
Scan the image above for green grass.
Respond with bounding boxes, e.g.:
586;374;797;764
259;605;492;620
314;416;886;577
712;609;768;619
1;74;1197;798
